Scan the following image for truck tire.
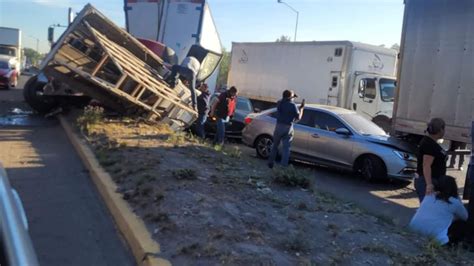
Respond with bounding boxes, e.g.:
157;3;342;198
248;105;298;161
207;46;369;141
357;155;387;182
23;75;58;113
372;116;392;134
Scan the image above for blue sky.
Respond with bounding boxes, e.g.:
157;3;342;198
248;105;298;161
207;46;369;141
0;0;404;54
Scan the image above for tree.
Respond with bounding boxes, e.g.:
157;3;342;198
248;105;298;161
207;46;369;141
216;47;231;89
391;43;400;51
276;35;291;42
23;48;42;66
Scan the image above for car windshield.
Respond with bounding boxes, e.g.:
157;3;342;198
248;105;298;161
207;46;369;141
380;78;396;102
0;47;16;57
340;113;387;136
236;97;252;112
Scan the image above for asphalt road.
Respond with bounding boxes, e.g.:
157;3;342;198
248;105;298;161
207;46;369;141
0;76;134;266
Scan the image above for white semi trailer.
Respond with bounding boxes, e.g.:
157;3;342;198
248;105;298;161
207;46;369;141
124;0;223;91
0;27;22;75
227;41;398;131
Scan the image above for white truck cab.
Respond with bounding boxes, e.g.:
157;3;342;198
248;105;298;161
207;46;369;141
351;74;396;131
228;41;398;131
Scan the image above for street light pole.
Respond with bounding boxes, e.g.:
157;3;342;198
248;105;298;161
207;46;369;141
277;0;299;42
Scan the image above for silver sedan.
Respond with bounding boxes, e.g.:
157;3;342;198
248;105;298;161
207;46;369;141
242;104;417;181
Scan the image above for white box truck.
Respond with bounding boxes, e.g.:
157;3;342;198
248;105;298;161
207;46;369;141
392;0;474;143
227;41;398;131
0;27;22;75
124;0;222;91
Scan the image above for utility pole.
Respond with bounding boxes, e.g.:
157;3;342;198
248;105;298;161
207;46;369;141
277;0;299;42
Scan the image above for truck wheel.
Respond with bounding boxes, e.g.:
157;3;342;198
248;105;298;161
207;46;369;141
255;135;273;159
23;75;58;113
358;155;386;182
372;116;392;134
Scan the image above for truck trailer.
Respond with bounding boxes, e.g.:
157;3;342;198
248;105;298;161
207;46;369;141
0;27;22;78
23;4;211;130
227;41;398;131
392;0;474;144
124;0;223;91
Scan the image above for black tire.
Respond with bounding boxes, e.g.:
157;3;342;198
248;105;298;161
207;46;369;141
372;116;391;134
23;75;58;113
359;155;387;182
255;135;273;159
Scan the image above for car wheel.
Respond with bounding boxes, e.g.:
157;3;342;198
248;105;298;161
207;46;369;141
360;155;386;182
255;135;273;159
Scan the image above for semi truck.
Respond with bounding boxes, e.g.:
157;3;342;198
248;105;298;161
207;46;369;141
124;0;223;91
23;4;212;130
227;41;398;131
392;0;474;144
0;27;21;82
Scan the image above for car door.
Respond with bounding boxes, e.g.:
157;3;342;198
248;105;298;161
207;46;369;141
351;77;378;121
306;111;355;168
292;109;317;156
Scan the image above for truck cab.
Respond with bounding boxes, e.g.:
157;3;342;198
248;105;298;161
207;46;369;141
351;73;396;132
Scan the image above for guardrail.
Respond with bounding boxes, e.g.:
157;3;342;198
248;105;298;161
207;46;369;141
0;163;39;266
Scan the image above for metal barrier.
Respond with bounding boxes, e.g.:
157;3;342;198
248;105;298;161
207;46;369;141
0;163;39;266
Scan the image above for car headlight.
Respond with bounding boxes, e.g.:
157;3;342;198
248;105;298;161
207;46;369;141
393;150;416;161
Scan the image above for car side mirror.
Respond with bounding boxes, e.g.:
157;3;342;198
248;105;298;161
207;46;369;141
358;80;365;98
335;128;351;136
253;108;261;113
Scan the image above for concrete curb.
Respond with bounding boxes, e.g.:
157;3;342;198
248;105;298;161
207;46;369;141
59;115;171;266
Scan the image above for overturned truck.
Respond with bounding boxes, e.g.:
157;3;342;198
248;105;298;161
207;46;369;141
24;4;221;130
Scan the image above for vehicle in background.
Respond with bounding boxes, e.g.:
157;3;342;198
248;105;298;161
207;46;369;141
0;163;39;266
392;0;474;145
227;41;398;132
242;105;417;181
0;27;21;77
204;95;256;139
0;56;19;89
124;0;223;91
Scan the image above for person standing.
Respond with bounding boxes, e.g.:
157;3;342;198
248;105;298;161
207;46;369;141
267;90;305;168
166;55;201;110
448;140;467;170
415;118;447;202
210;86;238;145
194;83;210;138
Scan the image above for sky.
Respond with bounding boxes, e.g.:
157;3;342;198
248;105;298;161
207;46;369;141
0;0;404;54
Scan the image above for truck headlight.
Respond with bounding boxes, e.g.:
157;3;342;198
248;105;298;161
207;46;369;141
393;150;416;161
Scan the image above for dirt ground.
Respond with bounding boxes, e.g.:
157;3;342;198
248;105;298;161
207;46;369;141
73;111;474;265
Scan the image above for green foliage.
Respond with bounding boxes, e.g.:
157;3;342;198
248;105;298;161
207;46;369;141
272;166;312;189
216;47;231;89
76;105;104;133
276;35;291;42
224;146;242;159
23;47;43;66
